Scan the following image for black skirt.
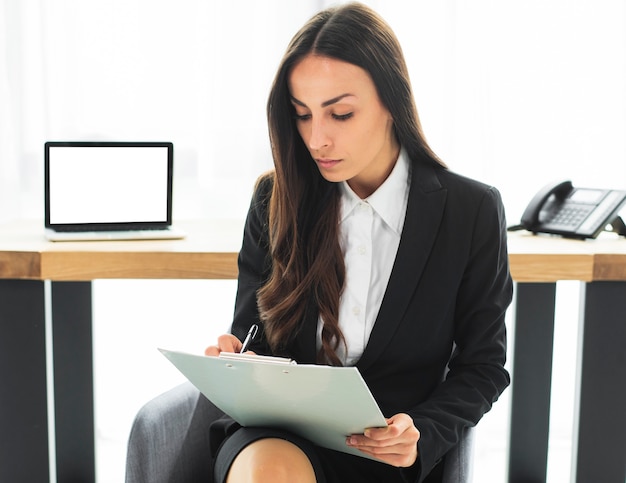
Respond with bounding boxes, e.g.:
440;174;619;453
211;421;442;483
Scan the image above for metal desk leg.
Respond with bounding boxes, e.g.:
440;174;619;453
52;281;95;482
574;281;626;483
0;280;50;482
508;282;557;483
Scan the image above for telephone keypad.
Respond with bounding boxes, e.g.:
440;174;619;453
548;205;593;228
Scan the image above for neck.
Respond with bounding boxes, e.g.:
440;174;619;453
348;143;400;199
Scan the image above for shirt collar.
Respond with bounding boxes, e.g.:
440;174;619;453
339;147;411;235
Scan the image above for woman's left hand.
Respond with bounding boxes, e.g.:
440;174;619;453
346;413;420;467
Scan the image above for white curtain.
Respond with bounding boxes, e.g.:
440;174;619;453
0;1;23;221
1;0;625;225
0;0;321;223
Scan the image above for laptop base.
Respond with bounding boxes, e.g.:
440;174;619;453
45;227;186;242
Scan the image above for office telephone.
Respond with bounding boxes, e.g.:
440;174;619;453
510;180;626;239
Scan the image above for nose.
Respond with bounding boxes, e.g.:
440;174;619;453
307;117;331;151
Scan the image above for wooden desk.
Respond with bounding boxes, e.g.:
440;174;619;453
0;220;243;483
0;219;241;280
1;222;624;482
508;230;626;282
507;232;626;483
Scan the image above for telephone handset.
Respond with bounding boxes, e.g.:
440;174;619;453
511;180;626;239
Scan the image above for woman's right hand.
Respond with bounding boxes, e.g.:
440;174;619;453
204;334;243;356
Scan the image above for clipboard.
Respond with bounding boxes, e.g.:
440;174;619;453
158;348;388;459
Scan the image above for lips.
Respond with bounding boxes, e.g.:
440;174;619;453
316;158;341;169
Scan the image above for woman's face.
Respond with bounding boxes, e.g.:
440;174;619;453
288;55;399;199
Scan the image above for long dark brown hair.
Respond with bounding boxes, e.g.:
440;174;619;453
259;2;445;365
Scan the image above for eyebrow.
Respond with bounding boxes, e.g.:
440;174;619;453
290;93;354;108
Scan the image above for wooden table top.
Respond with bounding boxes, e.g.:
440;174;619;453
2;220;626;282
0;220;244;280
507;230;626;282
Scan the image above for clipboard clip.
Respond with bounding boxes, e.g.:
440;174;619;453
218;352;297;365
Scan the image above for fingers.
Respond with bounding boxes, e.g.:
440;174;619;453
365;414;413;439
346;413;420;467
204;345;220;356
204;334;243;356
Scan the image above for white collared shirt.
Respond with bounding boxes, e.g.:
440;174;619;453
317;148;411;366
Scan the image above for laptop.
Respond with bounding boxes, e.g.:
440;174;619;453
44;141;185;241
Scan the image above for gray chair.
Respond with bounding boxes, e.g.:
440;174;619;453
125;382;474;483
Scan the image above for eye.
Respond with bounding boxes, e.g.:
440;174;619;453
293;113;311;122
332;112;353;121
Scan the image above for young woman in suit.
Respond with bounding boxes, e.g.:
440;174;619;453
205;3;512;482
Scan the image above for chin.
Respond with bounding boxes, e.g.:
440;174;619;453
316;167;348;184
319;173;347;184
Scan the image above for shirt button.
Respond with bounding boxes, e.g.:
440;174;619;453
352;306;361;316
357;245;367;255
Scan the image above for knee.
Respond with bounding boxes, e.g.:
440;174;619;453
226;438;316;483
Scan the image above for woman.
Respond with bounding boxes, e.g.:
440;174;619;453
205;3;512;482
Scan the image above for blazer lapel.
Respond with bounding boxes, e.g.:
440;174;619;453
357;162;447;370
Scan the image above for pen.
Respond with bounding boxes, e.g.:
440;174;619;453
239;324;259;354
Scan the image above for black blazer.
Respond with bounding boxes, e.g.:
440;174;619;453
228;158;513;482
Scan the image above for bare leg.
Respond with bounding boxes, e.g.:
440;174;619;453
226;438;317;483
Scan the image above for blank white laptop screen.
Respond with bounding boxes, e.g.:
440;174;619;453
45;141;184;241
